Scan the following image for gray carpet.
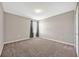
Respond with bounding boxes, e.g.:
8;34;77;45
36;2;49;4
1;38;77;57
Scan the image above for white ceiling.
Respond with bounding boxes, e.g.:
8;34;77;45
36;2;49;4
2;2;77;20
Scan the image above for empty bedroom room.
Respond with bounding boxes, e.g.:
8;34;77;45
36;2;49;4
0;2;79;57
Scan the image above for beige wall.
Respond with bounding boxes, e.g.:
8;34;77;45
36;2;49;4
4;12;31;43
0;3;4;55
39;11;75;45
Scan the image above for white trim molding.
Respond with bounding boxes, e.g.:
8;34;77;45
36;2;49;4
43;38;74;46
39;37;74;46
0;43;4;56
4;38;30;44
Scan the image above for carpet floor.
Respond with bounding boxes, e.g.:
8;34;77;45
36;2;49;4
1;38;77;57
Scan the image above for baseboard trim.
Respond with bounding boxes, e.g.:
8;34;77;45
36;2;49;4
4;38;30;44
4;37;74;46
0;43;4;56
40;37;74;46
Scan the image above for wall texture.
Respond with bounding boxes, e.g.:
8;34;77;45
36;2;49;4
0;3;4;55
4;12;31;43
39;11;75;45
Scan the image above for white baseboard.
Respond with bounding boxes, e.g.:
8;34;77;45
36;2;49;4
4;36;74;46
4;38;30;44
0;43;4;56
39;37;74;46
